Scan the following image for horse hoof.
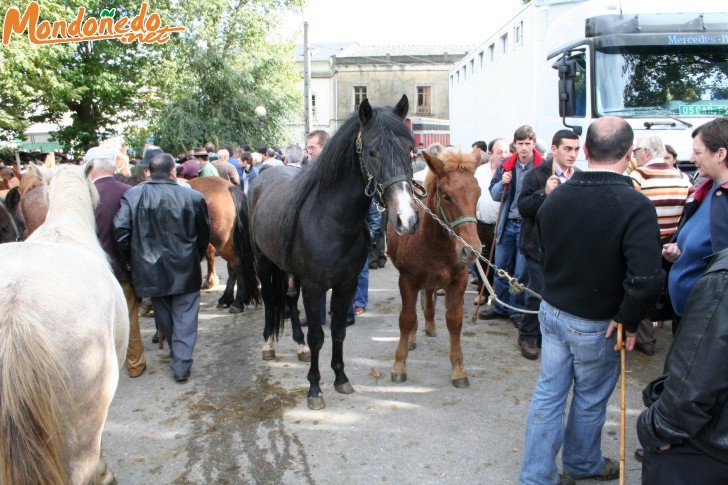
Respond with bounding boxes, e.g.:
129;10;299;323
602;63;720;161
452;377;470;389
201;281;214;290
262;350;275;361
408;342;416;351
425;329;437;337
308;396;326;410
391;372;407;383
228;305;243;314
297;351;311;363
334;381;354;394
216;302;229;309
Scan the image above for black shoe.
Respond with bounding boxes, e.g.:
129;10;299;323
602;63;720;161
518;338;539;360
558;474;575;485
346;319;355;327
174;372;190;383
510;314;523;328
378;258;387;268
634;448;644;462
478;308;508;320
636;342;655;356
151;333;159;344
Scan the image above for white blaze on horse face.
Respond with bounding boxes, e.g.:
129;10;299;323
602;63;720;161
385;181;419;235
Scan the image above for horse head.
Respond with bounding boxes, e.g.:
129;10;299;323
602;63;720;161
358;95;419;235
423;150;481;265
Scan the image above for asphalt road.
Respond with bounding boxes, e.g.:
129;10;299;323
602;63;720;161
103;257;667;484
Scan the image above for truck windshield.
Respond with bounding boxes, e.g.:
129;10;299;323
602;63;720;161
595;45;728;117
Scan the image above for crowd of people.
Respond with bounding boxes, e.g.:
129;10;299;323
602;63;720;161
5;114;728;484
461;118;728;484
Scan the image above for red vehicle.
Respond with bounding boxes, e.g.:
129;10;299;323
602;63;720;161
405;117;450;148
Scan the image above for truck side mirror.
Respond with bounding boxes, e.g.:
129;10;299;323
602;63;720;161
555;59;577;117
552;54;583;136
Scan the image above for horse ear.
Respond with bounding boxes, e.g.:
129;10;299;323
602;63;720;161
29;163;46;181
359;98;373;125
83;161;94;179
422;150;444;176
393;95;408;119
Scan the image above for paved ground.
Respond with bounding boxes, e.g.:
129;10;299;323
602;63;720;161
103;257;668;484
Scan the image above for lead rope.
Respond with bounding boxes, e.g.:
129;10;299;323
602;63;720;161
414;197;541;315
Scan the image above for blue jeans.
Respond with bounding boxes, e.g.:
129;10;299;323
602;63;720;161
519;301;620;484
493;219;527;316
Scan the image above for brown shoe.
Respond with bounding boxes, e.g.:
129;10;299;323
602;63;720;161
518;338;539;360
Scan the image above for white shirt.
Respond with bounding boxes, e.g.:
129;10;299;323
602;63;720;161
474;162;500;224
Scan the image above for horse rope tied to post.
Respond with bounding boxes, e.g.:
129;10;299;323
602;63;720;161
387;149;482;388
0;164;129;485
414;197;542;314
241;95;420;410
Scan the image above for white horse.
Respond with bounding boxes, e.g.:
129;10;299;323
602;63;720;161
0;164;129;485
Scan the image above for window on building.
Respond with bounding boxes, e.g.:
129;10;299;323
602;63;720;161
478;51;484;68
354;86;367;111
470;59;475;74
515;20;524;45
416;86;432;115
488;44;495;62
501;33;508;54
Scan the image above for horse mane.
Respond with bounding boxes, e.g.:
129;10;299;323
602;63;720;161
28;167;107;265
18;170;42;196
424;149;479;207
280;106;412;266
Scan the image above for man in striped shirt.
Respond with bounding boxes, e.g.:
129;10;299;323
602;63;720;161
630;134;693;355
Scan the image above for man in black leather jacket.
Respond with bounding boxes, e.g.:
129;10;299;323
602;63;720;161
637;247;728;484
114;153;210;383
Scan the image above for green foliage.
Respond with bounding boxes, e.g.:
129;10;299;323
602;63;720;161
0;0;304;153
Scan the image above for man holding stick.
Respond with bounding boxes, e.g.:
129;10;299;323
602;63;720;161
519;117;663;484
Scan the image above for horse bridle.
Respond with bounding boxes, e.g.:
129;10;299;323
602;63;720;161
0;199;22;242
356;131;427;210
435;189;477;230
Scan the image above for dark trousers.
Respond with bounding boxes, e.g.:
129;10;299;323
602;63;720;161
152;291;200;377
642;442;728;485
519;255;544;342
475;221;496;288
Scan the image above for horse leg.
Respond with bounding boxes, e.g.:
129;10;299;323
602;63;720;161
393;278;419;383
217;262;235;309
445;280;469;389
287;290;310;362
90;449;116;485
259;256;281;361
201;243;219;289
424;288;437;338
329;277;357;395
302;286;327;409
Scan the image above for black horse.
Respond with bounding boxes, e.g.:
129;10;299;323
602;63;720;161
242;95;419;409
0;187;24;243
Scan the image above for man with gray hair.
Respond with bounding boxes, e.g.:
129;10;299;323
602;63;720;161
630;134;693;355
212;148;240;185
285;144;303;168
85;146;147;378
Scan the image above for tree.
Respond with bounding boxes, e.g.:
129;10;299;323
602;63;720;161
0;0;303;153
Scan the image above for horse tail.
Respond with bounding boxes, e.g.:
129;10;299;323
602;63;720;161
230;186;261;305
0;309;69;485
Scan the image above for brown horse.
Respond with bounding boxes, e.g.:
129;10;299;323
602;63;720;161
188;177;260;312
387;150;481;388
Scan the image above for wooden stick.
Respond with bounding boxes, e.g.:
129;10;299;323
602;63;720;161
617;323;626;485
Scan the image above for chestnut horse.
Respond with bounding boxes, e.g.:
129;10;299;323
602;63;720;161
387;150;481;388
188;177;260;312
0;164;129;484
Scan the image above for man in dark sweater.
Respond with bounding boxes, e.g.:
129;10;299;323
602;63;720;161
519;117;664;484
515;129;580;360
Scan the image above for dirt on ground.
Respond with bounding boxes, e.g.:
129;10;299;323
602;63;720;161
103;257;667;484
